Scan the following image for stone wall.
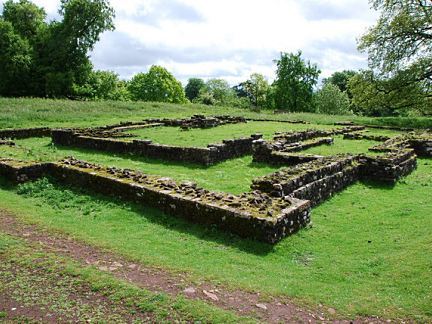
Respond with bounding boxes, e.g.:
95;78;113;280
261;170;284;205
0;140;15;146
251;156;359;207
252;139;323;166
369;133;432;157
0;127;51;139
359;150;417;183
343;132;390;142
0;159;49;183
52;129;262;166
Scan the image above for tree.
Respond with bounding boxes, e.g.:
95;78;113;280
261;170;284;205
348;70;431;116
0;19;33;96
185;78;204;101
273;51;320;112
195;79;235;105
358;0;432;114
314;83;351;115
2;0;46;41
128;65;187;103
0;0;115;97
72;70;130;100
323;70;357;93
242;73;270;108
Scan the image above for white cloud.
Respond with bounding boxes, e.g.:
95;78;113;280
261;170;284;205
1;0;378;84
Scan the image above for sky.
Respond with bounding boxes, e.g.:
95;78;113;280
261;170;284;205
1;0;379;85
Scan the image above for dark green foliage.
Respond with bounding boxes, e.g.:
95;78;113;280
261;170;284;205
72;70;130;100
0;0;115;98
356;0;432;116
128;66;187;103
314;83;352;115
349;70;431;116
273;51;320;112
323;70;357;94
185;78;205;101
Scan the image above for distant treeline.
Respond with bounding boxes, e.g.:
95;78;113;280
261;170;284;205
0;0;430;117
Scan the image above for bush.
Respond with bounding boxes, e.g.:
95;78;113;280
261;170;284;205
314;83;352;115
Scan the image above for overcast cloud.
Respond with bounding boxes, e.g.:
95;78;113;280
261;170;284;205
2;0;378;85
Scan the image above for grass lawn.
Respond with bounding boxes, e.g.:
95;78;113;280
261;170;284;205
127;121;334;147
302;136;381;156
0;160;430;320
0;233;250;323
1;97;432;129
0;98;431;320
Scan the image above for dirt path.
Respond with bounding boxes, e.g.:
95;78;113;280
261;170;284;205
0;259;156;323
0;210;385;323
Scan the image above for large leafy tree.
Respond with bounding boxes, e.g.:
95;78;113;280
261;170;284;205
242;73;270;108
323;70;357;94
128;65;187;103
185;78;205;101
356;0;432;115
273;51;320;112
314;83;351;115
348;70;430;116
0;0;115;97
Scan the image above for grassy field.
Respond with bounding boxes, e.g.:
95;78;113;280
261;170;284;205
1;97;432;129
0;98;431;321
127;121;334;146
0;233;250;323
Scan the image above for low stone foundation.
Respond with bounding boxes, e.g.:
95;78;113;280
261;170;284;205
251;156;359;207
359;150;417;183
0;159;49;183
343;132;390;142
0;157;311;244
0;127;51;139
52;129;263;166
0;140;15;146
369;132;432;157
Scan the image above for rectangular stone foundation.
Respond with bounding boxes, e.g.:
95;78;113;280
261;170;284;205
52;129;262;166
0;158;311;244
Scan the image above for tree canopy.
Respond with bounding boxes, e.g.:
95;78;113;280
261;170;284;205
128;65;187;103
315;83;351;115
0;0;115;97
185;78;205;101
273;51;320;112
355;0;432;115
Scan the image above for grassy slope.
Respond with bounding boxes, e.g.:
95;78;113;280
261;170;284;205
0;233;252;323
0;98;431;320
1;97;432;129
0;160;430;320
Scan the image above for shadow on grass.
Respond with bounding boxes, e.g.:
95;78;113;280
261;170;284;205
0;177;274;256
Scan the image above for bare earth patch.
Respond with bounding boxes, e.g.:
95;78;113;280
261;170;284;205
0;210;387;323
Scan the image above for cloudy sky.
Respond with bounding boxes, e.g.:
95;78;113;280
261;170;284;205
1;0;378;85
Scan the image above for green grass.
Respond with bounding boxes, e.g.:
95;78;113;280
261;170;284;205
128;121;333;147
0;159;431;320
1;97;432;129
0;137;278;194
0;232;252;323
1;98;431;320
302;136;381;156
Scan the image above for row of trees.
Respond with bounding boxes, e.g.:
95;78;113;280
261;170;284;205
1;0;430;116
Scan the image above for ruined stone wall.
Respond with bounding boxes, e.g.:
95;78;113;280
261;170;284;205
343;132;390;142
0;159;50;183
251;156;359;207
359;150;417;183
0;127;51;139
0;140;15;146
0;156;312;243
273;126;365;143
252;139;322;166
47;158;310;244
52;129;262;165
